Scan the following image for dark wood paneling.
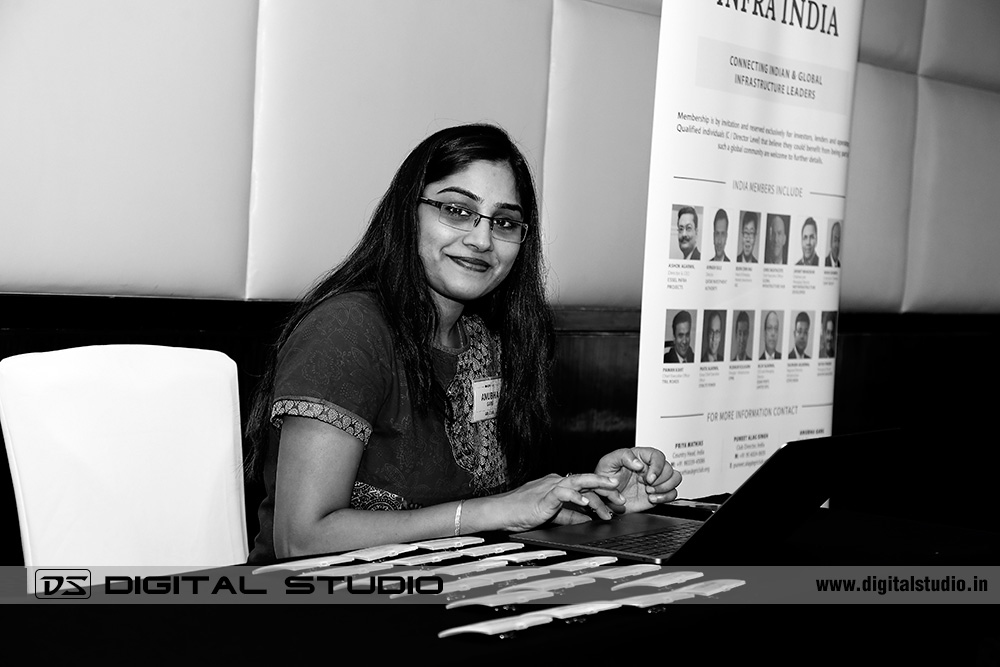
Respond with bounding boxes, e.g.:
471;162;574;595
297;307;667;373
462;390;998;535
832;315;1000;532
553;307;641;332
2;295;998;564
549;331;640;472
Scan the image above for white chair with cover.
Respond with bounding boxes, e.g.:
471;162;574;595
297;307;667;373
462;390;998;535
0;345;248;590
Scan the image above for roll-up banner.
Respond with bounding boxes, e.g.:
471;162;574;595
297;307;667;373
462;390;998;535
636;0;863;497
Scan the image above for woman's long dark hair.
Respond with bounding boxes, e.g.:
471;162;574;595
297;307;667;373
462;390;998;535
244;123;553;486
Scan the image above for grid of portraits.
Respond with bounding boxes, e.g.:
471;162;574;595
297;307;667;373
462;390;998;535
663;308;839;364
669;205;843;268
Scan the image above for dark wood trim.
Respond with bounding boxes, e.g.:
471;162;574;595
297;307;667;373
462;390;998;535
552;307;641;332
838;311;1000;335
0;293;295;333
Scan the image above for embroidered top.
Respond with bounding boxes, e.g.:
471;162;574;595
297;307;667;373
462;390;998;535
248;291;508;564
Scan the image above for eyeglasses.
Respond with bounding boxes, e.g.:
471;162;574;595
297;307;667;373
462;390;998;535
419;197;528;244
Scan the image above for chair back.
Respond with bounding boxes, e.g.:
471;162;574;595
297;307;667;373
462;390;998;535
0;345;248;572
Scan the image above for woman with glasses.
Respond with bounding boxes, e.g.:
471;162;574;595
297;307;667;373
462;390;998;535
244;123;681;563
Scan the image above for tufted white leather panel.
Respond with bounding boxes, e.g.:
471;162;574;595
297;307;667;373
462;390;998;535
0;0;257;298
1;0;997;314
903;78;1000;312
542;0;660;307
920;0;1000;93
840;63;917;312
243;0;553;300
856;0;925;73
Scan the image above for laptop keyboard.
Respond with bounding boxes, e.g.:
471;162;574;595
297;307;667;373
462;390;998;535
582;518;703;557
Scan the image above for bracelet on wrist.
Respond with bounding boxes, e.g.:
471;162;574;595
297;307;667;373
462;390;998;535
454;499;465;536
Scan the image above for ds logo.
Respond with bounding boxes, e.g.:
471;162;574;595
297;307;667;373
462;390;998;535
35;569;91;599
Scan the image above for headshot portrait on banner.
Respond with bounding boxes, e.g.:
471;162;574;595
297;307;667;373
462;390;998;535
826;219;842;267
820;311;838;358
737;210;760;263
731;309;755;362
764;213;789;265
760;310;783;360
701;309;727;363
710;208;732;262
795;216;821;266
788;310;814;360
670;204;703;261
664;308;697;364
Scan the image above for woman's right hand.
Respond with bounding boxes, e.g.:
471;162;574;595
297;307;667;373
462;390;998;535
492;473;621;533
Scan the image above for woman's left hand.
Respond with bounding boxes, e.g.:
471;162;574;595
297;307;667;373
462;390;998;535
583;447;682;517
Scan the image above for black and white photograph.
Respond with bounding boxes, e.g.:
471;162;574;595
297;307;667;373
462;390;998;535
825;219;842;268
669;204;703;261
709;208;732;262
736;210;760;263
664;308;697;363
764;213;790;265
700;309;727;363
820;310;838;358
731;309;755;361
787;310;814;359
0;2;997;655
759;309;784;360
795;216;820;266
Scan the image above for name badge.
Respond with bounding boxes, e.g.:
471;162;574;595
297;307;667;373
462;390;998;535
471;377;501;423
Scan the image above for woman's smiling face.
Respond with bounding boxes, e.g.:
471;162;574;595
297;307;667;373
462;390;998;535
418;160;522;311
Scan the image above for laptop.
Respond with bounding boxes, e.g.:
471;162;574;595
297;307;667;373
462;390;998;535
511;432;866;565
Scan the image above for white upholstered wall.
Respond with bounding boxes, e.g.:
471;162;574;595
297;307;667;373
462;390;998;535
541;0;659;307
245;0;553;300
0;0;257;298
1;0;998;313
842;0;1000;312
